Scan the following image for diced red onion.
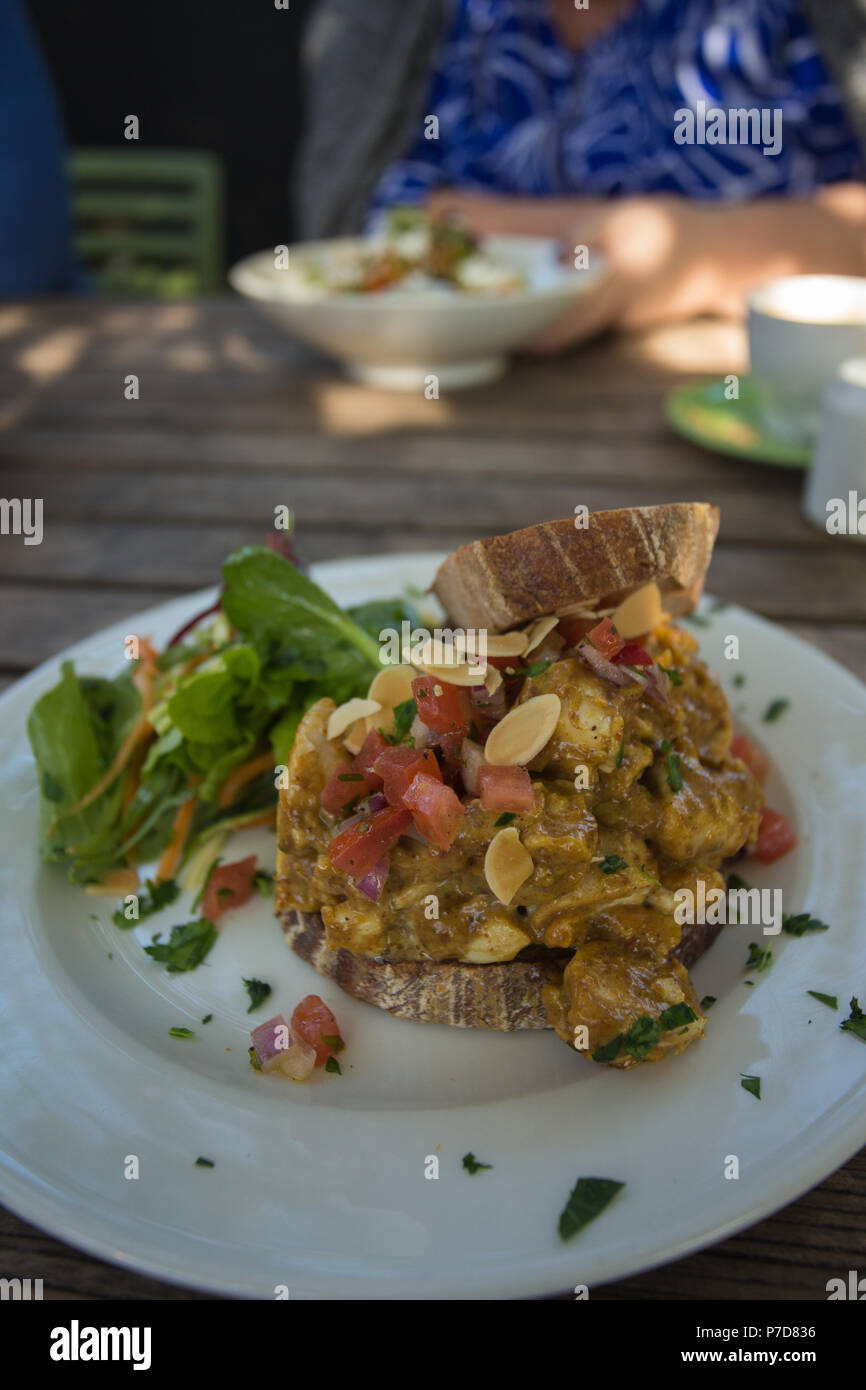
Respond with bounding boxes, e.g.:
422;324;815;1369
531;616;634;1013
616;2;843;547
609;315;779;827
576;641;635;687
460;738;486;795
356;857;389;900
334;793;387;834
642;664;670;704
250;1014;291;1069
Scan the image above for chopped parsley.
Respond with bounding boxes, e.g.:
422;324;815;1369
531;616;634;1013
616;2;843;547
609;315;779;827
599;854;628;875
746;942;773;973
558;1176;625;1241
462;1152;493;1175
700;995;717;1010
782;912;830;936
111;877;179;929
252;870;273;897
733;673;746;688
325;1055;342;1075
248;1046;263;1072
741;1074;761;1100
494;811;516;827
468;721;481;742
841;997;866;1043
194;1157;214;1168
337;772;364;782
321;1034;345;1053
168;1026;195;1039
660;740;683;792
807;991;838;1010
660;666;683;686
512;659;552;678
144;919;217;973
763;698;790;723
615;739;625;768
201;1013;213;1024
726;872;751;893
243;978;272;1013
592;1004;696;1063
386;698;417;744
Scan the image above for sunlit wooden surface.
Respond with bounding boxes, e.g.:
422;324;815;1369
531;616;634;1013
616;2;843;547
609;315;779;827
0;297;863;1301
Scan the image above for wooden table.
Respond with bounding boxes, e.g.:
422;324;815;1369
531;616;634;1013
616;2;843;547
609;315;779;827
0;297;863;1300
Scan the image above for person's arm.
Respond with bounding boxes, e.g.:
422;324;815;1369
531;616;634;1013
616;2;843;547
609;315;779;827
426;184;866;347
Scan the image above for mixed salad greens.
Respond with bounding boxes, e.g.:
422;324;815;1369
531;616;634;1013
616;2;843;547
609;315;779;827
28;544;413;887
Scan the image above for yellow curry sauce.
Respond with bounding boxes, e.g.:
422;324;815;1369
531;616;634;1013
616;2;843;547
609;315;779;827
275;621;763;1066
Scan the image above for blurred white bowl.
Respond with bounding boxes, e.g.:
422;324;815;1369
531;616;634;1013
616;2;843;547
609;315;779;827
229;235;605;390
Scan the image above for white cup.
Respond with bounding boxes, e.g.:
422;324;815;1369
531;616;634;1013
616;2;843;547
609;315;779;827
803;355;866;541
748;275;866;446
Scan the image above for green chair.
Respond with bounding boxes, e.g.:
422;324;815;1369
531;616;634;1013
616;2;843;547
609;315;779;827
68;148;225;297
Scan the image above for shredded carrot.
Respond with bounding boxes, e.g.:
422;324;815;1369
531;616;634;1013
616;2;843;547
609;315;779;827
154;786;199;883
47;638;159;837
218;751;275;809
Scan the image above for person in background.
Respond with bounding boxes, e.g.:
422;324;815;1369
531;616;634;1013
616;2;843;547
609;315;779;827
0;0;82;297
296;0;866;347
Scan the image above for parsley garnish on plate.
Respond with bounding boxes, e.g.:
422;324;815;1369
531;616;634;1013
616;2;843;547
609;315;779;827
726;872;751;892
700;995;717;1009
325;1056;342;1075
512;660;552;678
599;854;628;874
741;1074;761;1100
660;666;683;686
746;942;773;973
592;1004;696;1063
807;991;837;1010
201;1013;213;1024
782;912;830;936
194;1157;214;1168
168;1026;194;1039
112;877;179;929
733;673;746;688
243;978;272;1013
615;740;625;768
386;698;417;745
763;698;790;723
144;919;217;973
462;1153;493;1175
248;1046;263;1072
494;811;516;827
841;997;866;1043
558;1177;625;1241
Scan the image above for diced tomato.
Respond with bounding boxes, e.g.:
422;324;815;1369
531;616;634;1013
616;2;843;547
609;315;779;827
752;808;797;863
478;765;535;813
353;729;388;786
613;642;653;667
320;760;379;814
585;615;625;660
201;854;258;922
411;676;469;735
557;616;596;647
730;734;770;783
403;772;465;850
290;994;343;1068
328;804;412;879
373;745;442;807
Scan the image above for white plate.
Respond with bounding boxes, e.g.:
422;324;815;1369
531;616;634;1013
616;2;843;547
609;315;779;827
229;236;605;390
1;553;865;1301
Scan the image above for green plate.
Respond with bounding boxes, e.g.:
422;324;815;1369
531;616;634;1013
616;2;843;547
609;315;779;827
665;378;810;468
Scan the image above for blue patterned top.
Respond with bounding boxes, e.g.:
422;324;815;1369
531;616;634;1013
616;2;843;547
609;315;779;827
370;0;862;213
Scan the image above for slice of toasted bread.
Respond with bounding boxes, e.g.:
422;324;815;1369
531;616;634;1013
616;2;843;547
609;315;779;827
278;908;722;1031
431;503;719;632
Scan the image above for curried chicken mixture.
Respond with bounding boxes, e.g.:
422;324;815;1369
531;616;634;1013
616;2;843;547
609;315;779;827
276;612;764;1068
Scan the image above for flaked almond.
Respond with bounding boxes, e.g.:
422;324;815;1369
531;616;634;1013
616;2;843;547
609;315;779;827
365;663;417;737
484;693;561;766
412;652;487;687
327;696;381;741
610;582;663;641
453;629;528;660
343;719;367;756
484;827;534;905
522;615;559;654
484;665;503;695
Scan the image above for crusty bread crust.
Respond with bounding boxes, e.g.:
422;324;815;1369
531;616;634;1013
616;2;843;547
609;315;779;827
431;503;720;632
278;908;722;1031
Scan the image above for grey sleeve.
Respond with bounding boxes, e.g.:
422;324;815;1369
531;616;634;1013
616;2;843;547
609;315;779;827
294;0;451;238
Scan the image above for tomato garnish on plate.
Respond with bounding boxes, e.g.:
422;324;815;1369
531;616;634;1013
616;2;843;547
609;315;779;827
320;761;380;814
353;728;388;785
730;734;770;783
752;808;797;863
202;855;258;921
403;772;465;850
613;642;653;667
585;616;625;660
328;804;411;879
373;745;442;807
411;676;469;735
290;994;343;1068
478;765;535;813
